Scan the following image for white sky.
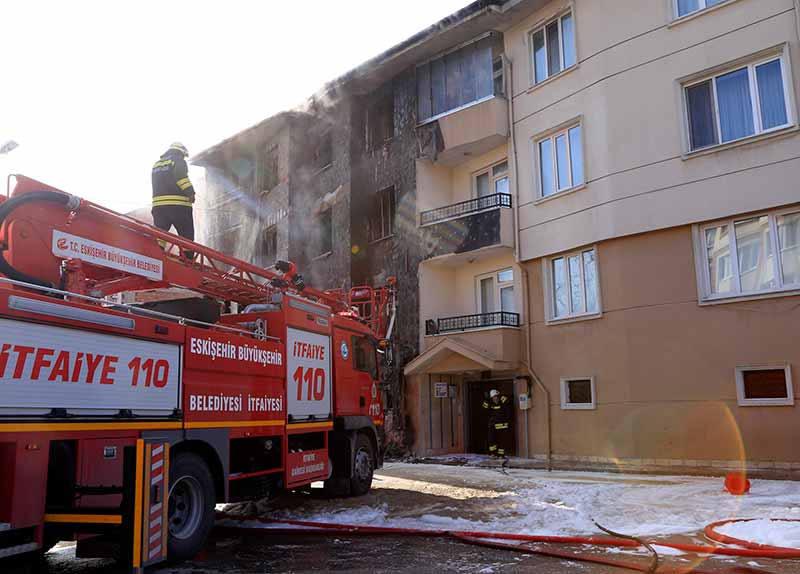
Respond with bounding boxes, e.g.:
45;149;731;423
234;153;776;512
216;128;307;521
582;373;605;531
1;0;470;212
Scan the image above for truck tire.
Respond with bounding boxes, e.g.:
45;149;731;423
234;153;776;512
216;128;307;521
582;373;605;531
167;453;215;562
322;476;350;498
349;434;374;496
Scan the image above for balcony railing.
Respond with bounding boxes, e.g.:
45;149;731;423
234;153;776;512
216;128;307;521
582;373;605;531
425;311;520;335
420;193;512;226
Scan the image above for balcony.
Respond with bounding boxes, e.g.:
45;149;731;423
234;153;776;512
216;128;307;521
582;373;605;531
426;311;520;335
420;194;514;261
420;192;511;226
405;312;521;376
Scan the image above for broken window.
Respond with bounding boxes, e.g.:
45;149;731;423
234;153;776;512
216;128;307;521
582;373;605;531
370;186;396;242
313;130;333;171
259;145;279;191
264;225;277;262
368;94;394;150
417;34;500;123
317;208;332;256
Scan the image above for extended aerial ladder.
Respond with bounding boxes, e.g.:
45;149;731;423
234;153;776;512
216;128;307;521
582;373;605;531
2;175;396;338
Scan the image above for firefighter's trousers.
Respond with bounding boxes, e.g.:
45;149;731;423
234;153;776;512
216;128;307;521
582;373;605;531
488;422;509;457
152;205;195;241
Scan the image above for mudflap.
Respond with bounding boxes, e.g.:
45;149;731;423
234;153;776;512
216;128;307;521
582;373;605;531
129;440;170;573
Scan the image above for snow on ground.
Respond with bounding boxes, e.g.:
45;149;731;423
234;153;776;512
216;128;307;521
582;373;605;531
224;462;800;544
716;518;800;549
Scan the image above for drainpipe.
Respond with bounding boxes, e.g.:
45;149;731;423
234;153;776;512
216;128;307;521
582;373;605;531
521;266;552;471
505;48;551;469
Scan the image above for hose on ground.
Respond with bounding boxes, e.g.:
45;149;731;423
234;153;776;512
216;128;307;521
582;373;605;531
593;520;659;573
215;512;798;573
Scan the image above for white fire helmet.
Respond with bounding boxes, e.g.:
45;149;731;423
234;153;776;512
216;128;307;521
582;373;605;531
489;389;499;398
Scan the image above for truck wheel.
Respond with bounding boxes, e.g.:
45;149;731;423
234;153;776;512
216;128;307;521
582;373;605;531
322;476;350;498
167;453;215;562
349;434;374;496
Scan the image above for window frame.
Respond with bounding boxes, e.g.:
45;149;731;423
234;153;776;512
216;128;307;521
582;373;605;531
682;52;794;153
259;144;279;192
353;335;378;380
315;208;332;257
369;186;396;243
312;130;333;173
693;206;800;303
534;120;585;201
367;93;395;151
673;0;738;20
560;376;596;410
528;9;577;87
543;246;602;323
475;268;515;314
415;32;502;125
735;364;794;407
263;225;278;262
472;159;510;199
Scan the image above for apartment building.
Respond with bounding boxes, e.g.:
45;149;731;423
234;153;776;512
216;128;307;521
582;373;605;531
194;0;800;475
501;0;800;475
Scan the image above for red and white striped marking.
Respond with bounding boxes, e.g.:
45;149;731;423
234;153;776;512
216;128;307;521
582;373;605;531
148;445;165;560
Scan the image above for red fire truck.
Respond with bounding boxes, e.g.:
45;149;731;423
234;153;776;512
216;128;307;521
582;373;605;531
0;176;396;570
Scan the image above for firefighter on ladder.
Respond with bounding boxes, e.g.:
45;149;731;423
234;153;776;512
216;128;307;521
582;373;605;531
151;142;195;241
483;389;511;458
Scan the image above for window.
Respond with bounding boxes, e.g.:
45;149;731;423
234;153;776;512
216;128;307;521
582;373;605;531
474;160;509;198
493;57;505;96
417;35;501;123
259;145;279;191
368;94;394;150
685;55;791;151
530;12;576;85
263;226;277;262
735;365;793;406
699;209;800;300
353;336;378;379
676;0;728;18
316;209;332;256
370;186;396;242
476;268;515;314
560;377;596;410
313;130;333;171
548;248;599;320
537;124;583;198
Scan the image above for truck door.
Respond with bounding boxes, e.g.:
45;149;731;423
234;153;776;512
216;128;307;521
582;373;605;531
332;328;358;414
286;327;332;421
352;335;381;419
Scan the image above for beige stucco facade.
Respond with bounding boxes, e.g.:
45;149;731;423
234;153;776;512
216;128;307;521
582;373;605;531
502;0;800;475
405;0;800;476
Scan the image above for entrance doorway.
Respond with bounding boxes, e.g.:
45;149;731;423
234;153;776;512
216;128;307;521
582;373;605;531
466;380;515;456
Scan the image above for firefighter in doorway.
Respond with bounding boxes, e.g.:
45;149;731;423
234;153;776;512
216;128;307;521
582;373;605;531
482;389;511;457
151;142;195;241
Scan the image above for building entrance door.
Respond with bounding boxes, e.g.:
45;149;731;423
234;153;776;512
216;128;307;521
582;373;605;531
466;379;515;456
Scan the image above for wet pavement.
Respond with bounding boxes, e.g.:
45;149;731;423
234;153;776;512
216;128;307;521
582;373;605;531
4;461;800;573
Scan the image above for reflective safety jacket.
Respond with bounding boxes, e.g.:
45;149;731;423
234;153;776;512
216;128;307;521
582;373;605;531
152;149;195;208
482;394;510;430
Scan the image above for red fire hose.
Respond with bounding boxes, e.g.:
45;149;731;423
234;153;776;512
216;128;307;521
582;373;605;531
705;518;800;551
215;512;800;573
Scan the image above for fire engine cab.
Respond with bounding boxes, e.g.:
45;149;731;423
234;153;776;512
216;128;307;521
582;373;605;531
0;176;396;569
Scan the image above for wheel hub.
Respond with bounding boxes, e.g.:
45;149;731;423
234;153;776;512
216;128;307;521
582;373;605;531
354;448;372;481
169;475;204;540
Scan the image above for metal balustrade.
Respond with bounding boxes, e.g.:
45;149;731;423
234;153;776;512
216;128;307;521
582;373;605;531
425;311;520;335
420;193;511;226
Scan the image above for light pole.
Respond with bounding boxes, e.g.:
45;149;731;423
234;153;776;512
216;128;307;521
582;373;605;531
0;140;19;155
1;140;20;196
